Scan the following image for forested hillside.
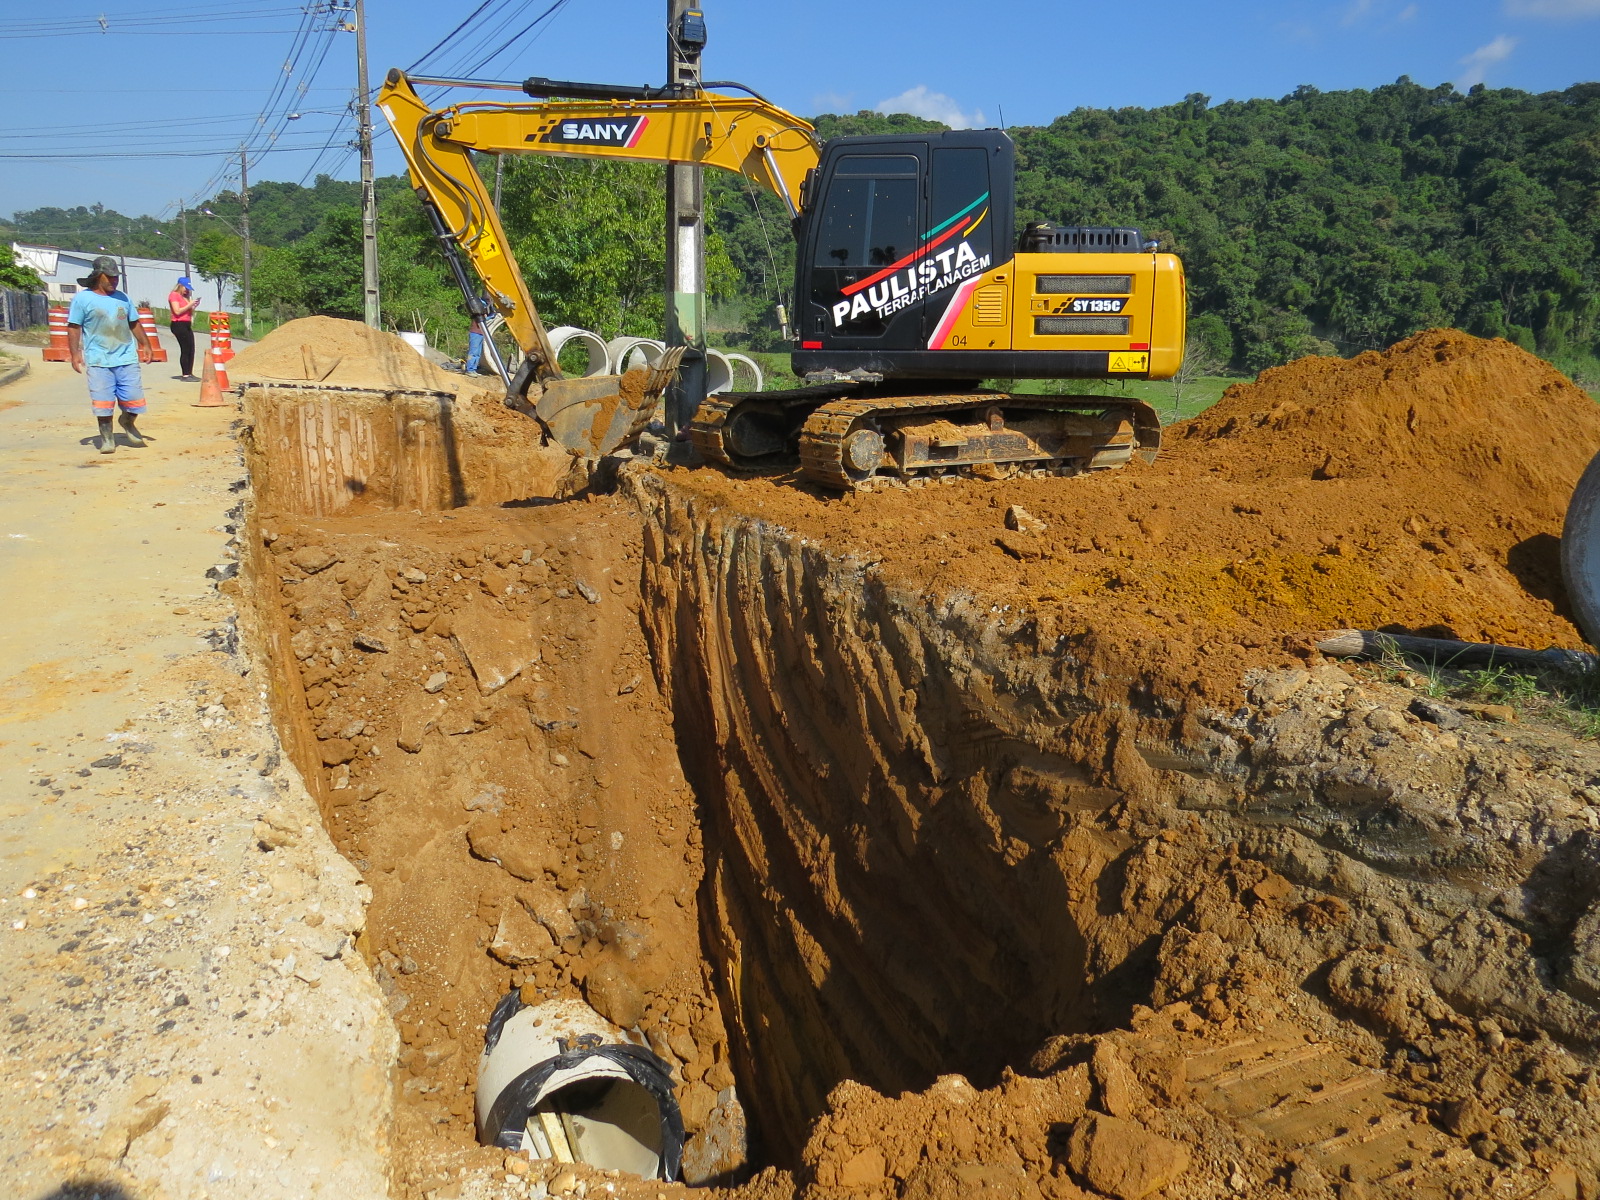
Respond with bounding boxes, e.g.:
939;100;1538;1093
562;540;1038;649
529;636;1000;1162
7;77;1596;381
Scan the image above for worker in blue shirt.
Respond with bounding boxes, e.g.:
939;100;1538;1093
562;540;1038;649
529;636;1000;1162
67;255;155;454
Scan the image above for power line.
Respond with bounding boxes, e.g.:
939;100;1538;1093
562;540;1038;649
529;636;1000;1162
0;134;353;161
406;0;503;73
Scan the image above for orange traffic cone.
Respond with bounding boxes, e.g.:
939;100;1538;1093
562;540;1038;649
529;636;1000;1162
42;305;70;362
137;307;168;362
192;349;228;408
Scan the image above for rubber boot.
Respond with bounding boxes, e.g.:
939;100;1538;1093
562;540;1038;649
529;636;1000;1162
119;412;146;448
97;416;117;454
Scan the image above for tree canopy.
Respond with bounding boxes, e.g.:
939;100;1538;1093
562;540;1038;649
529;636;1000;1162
9;77;1596;377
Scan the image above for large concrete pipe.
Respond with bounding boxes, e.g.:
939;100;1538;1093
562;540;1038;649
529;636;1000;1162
606;337;667;375
545;327;612;379
704;349;735;396
1562;448;1600;649
476;994;684;1180
721;352;764;394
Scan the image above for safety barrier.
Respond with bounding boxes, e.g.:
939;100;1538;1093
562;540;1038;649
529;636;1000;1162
137;307;168;362
209;312;234;363
42;305;70;362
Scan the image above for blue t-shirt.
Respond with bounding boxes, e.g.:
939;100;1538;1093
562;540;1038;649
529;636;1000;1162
67;289;139;368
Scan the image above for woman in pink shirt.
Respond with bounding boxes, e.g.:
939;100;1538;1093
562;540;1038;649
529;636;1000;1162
168;277;200;381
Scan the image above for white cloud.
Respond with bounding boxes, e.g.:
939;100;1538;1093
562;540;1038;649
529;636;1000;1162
1342;0;1376;25
1456;34;1518;86
1504;0;1600;16
811;91;855;115
1397;4;1419;20
874;86;985;130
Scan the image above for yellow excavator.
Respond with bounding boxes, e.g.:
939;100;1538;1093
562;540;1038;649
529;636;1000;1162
377;68;1188;490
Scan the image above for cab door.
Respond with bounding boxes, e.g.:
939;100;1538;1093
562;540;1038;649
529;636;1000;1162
803;147;929;352
921;144;1008;349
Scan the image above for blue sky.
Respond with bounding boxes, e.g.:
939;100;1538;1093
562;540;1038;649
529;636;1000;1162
2;0;1597;225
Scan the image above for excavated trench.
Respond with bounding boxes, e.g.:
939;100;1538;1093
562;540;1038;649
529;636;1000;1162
235;339;1600;1200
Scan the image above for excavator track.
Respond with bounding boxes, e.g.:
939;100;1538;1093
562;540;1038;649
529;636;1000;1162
689;383;859;470
692;389;1160;492
799;393;1160;491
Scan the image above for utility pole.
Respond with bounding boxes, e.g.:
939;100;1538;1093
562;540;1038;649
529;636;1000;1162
354;0;380;328
493;154;505;216
664;1;707;438
239;149;254;337
178;203;191;278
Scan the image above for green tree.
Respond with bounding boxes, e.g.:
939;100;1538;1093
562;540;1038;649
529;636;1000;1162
0;245;42;292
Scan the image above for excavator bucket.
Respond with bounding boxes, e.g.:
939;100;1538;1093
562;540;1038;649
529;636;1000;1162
531;348;686;457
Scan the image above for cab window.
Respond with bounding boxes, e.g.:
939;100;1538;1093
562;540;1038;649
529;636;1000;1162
813;155;919;268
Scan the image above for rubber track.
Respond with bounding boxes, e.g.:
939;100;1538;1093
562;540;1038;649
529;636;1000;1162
687;397;740;468
798;393;1148;491
688;384;858;470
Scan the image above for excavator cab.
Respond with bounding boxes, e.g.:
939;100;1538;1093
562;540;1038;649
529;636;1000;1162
795;131;1014;376
793;130;1185;385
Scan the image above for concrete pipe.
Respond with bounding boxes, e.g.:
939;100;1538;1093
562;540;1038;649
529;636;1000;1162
606;337;666;375
1563;447;1600;649
545;327;612;379
704;349;735;396
722;352;765;394
476;994;684;1181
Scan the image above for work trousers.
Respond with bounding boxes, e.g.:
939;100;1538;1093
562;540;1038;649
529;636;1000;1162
170;321;196;376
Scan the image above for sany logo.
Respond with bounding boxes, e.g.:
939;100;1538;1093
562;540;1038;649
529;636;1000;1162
532;116;649;148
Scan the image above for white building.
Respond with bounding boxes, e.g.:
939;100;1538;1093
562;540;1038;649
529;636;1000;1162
10;244;241;314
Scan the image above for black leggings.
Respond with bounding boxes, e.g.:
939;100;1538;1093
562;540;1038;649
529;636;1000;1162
171;321;196;376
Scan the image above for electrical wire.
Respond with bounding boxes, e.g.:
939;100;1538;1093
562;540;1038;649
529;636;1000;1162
405;0;504;73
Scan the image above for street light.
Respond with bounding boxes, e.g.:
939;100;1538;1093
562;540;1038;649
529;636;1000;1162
201;207;251;337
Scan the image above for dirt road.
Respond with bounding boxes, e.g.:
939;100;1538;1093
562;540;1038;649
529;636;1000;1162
0;337;392;1200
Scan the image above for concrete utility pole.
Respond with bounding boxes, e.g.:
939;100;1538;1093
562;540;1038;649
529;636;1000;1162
178;204;191;278
493;154;505;216
239;149;254;337
354;0;381;328
664;0;707;437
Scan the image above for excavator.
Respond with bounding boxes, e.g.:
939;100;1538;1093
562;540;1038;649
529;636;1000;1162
377;66;1188;490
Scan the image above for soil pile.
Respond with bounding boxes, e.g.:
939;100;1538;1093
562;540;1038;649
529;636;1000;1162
230;315;492;399
665;331;1600;702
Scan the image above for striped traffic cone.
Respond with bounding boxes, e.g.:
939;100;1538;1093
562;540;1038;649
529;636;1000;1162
42;305;70;362
137;307;168;362
192;349;228;408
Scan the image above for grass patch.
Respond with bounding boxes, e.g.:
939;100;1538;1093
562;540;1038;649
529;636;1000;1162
737;350;1239;420
1005;374;1238;422
1366;637;1600;739
2;325;51;348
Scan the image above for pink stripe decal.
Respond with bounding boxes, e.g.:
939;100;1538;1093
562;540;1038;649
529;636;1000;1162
625;116;650;149
926;276;985;350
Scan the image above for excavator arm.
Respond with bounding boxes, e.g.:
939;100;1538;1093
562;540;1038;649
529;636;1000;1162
376;69;819;397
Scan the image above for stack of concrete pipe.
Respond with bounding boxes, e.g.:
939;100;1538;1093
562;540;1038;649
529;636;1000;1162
542;328;764;395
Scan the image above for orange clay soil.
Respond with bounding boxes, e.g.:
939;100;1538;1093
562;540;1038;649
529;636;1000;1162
662;330;1600;705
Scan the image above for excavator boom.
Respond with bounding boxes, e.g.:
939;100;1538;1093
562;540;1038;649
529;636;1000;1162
377;70;818;379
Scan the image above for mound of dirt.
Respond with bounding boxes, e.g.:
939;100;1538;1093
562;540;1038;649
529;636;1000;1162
666;330;1600;702
230;315;492;400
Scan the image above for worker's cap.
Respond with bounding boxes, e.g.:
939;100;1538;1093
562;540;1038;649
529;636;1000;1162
76;255;120;287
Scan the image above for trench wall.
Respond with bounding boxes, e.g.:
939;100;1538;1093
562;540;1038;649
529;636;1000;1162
625;469;1600;1172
